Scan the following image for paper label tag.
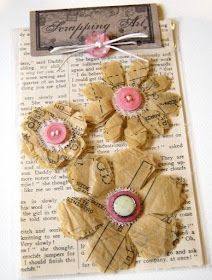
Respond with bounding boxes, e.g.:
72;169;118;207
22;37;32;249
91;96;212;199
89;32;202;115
30;4;162;56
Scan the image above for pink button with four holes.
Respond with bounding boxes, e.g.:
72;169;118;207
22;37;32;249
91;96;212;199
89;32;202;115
115;87;144;112
85;32;110;58
43;122;67;144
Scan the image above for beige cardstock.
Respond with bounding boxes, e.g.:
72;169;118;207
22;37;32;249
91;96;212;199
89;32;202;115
17;19;204;277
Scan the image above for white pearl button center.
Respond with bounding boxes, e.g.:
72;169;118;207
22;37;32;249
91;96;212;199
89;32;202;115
125;95;133;102
113;195;136;217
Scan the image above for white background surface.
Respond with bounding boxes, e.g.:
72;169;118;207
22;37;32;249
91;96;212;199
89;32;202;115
0;0;212;279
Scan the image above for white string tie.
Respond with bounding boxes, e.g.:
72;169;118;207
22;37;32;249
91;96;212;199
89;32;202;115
50;32;149;70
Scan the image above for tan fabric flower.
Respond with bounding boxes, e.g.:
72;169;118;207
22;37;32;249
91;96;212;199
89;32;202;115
57;149;186;272
21;102;87;169
82;60;181;147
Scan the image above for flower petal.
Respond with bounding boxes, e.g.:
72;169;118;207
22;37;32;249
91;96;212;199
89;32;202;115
124;117;148;148
46;103;87;135
148;92;181;114
22;107;47;135
85;98;114;125
57;197;106;240
82;82;114;101
104;112;124;142
86;221;137;272
129;215;179;258
139;109;171;135
101;61;125;89
140;175;186;215
68;154;115;199
126;60;149;87
22;133;70;169
112;148;156;192
140;75;171;95
61;137;86;163
67;154;93;196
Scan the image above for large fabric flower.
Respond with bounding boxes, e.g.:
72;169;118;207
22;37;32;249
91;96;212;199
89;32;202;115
21;102;87;169
57;149;186;272
82;60;180;147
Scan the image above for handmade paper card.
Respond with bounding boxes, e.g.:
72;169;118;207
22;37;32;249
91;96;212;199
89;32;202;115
17;3;203;278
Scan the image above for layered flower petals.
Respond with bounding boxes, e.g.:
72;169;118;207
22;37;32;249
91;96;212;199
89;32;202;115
139;109;171;135
140;75;171;95
104;112;124;142
57;149;186;272
112;148;156;192
125;60;149;87
86;221;137;272
85;98;114;125
124;117;148;148
82;82;114;101
140;175;187;215
82;60;181;148
129;215;178;258
101;61;125;89
57;197;106;240
148;92;181;114
68;154;115;199
21;102;87;169
22;132;85;169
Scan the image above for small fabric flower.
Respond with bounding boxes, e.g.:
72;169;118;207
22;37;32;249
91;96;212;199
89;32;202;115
57;149;186;272
21;102;87;169
82;60;180;147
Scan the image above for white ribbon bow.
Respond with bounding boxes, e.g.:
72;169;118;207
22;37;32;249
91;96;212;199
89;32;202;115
50;33;149;70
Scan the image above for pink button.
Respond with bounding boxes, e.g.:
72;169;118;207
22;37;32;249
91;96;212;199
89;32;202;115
115;87;144;112
85;32;110;58
106;190;142;224
43;122;67;145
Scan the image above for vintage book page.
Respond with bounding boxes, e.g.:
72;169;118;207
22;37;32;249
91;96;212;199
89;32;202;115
17;20;203;277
